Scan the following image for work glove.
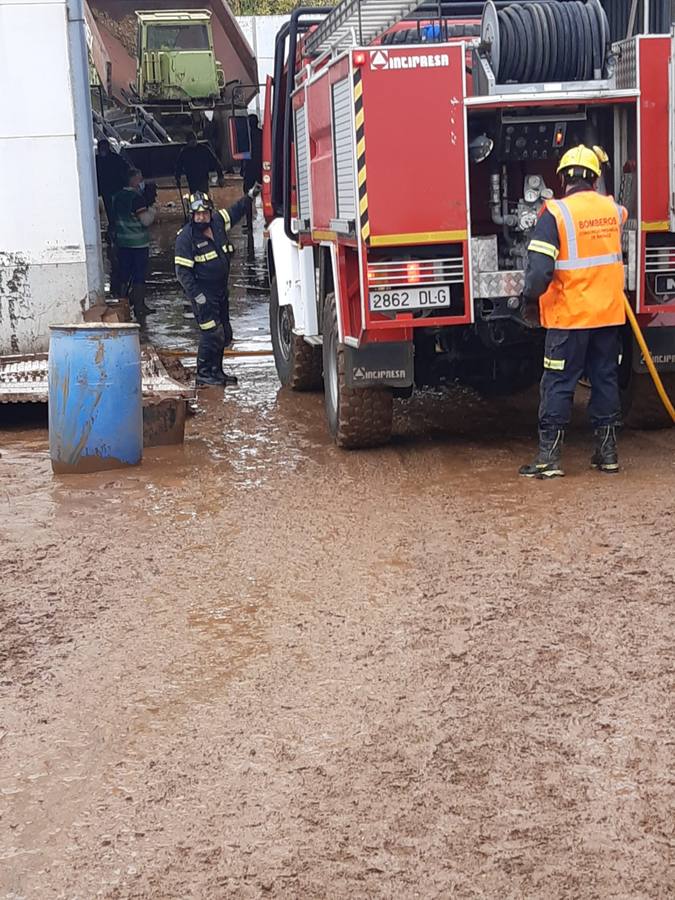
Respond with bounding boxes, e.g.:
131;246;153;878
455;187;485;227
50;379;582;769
520;295;541;329
247;181;262;200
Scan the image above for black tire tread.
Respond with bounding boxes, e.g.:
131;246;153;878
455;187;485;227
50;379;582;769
289;335;323;391
323;294;393;449
270;276;322;391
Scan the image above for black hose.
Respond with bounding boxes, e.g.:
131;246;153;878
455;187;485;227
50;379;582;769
484;0;611;84
411;2;670;38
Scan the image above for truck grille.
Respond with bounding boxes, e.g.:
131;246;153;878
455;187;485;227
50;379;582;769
644;245;675;274
367;257;464;289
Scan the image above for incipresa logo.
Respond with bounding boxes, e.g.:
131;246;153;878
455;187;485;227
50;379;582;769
369;49;450;71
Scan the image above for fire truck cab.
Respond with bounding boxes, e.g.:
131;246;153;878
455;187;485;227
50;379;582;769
263;0;675;448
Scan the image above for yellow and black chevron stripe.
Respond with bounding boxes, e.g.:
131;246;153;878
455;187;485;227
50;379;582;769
353;67;369;243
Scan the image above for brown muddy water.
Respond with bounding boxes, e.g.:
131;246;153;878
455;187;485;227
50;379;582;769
1;186;674;898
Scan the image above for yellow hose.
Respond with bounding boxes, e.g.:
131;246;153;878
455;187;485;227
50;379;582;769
623;296;675;424
159;348;273;358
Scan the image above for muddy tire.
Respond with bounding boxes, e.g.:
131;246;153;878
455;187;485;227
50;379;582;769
622;370;675;429
270;277;323;391
322;293;393;449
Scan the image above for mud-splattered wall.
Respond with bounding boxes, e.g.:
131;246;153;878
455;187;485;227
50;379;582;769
0;0;89;354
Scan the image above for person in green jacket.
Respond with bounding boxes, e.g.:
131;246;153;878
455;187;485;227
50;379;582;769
112;168;157;319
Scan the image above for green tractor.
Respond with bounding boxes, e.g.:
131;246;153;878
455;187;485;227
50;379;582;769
134;9;242;168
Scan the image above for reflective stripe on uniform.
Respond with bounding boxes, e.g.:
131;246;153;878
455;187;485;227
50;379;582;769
556;252;623;271
543;357;565;371
551;197;624;270
175;256;194;268
222;243;234;254
549;199;578;260
194;251;219;262
528;239;559;259
219;209;231;230
199;319;217;331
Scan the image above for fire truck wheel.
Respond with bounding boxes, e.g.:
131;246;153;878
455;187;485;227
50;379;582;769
622;371;675;429
322;293;393;449
269;277;323;391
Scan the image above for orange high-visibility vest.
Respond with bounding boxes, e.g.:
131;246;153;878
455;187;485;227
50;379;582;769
538;191;628;329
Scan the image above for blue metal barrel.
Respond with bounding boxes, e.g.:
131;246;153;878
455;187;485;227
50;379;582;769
48;323;143;474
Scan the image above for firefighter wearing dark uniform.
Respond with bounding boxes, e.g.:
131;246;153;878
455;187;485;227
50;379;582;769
175;191;247;386
519;145;627;478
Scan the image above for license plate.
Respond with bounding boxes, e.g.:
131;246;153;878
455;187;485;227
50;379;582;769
654;274;675;295
369;285;451;312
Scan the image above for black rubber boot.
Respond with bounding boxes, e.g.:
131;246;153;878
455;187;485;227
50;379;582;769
196;370;224;387
519;429;565;478
196;340;222;387
211;327;237;386
130;283;155;318
212;357;237;386
591;425;619;473
209;364;238;386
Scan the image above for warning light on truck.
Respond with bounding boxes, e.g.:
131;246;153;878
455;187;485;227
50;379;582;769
406;262;421;283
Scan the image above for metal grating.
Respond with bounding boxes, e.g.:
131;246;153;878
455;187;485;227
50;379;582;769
367;256;464;288
332;77;357;220
305;0;423;56
644;245;675;273
0;349;194;405
613;37;638;90
294;104;311;224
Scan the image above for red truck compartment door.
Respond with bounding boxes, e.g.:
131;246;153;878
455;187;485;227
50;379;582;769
359;45;469;246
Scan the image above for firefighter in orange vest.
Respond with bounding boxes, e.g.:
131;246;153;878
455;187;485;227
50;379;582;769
519;145;627;478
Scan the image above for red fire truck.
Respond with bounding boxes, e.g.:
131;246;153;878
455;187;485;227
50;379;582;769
261;0;675;447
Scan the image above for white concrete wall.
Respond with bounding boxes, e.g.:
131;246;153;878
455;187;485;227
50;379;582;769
0;0;89;354
236;15;290;119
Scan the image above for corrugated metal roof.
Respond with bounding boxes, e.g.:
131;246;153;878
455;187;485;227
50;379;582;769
0;349;194;405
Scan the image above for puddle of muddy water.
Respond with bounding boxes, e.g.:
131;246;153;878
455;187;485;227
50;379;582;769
4;184;675;499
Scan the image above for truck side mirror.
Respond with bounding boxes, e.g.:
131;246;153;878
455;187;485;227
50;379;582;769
228;115;251;160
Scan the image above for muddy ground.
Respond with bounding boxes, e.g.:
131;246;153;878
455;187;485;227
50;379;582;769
1;194;674;898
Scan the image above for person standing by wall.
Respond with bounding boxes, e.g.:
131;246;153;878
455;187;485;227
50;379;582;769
95;139;129;236
112;168;157;320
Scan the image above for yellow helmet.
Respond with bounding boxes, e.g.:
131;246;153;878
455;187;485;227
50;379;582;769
556;144;602;178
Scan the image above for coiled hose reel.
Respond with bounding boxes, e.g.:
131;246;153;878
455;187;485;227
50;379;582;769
481;0;611;84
